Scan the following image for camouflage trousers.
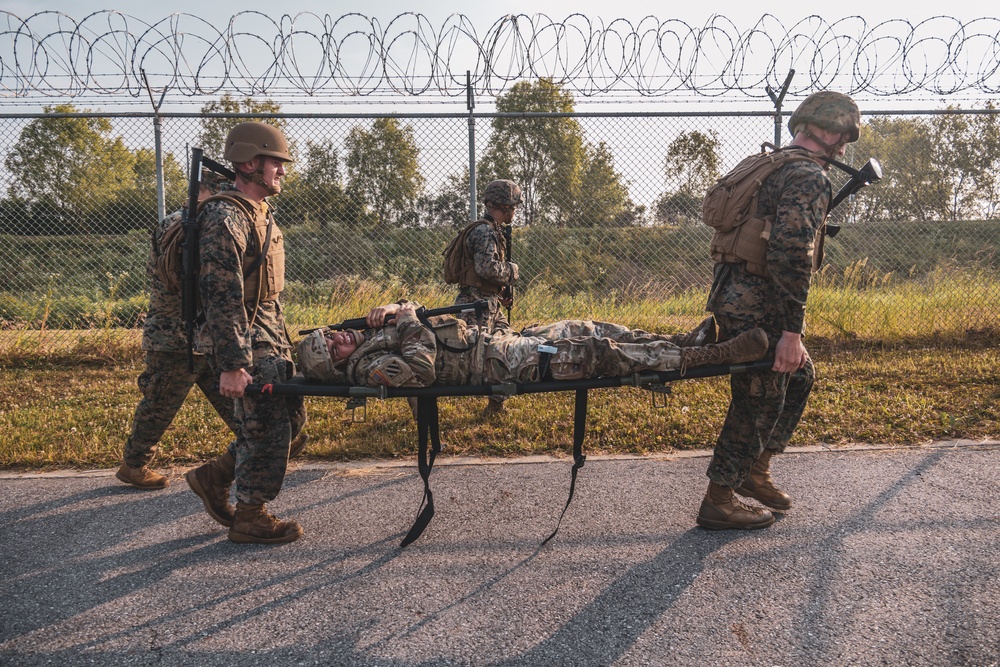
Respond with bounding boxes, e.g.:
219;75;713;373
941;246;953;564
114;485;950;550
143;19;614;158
229;353;307;505
122;351;239;468
522;320;689;346
484;320;684;383
454;288;509;333
706;313;815;488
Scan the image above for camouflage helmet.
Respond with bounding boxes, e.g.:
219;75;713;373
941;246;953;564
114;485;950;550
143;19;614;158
483;179;523;207
199;167;229;195
788;91;861;143
223;122;293;164
296;329;363;382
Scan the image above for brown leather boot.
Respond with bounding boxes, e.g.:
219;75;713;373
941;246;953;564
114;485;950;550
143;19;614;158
679;328;768;374
185;452;236;527
696;482;775;530
289;433;309;459
116;462;169;490
228;503;303;544
671;316;718;348
735;449;793;511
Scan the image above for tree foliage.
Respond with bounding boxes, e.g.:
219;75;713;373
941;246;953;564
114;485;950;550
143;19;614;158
3;104;185;234
197;94;288;160
479;78;637;227
848;108;1000;222
345;118;424;228
654;130;721;226
279;139;371;227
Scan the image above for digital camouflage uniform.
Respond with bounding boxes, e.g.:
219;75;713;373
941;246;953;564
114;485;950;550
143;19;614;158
196;192;306;505
297;305;715;388
453;213;517;333
705;150;830;487
121;199;240;470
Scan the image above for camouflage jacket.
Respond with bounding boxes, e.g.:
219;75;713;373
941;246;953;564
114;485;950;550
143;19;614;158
462;215;518;293
141;207;187;352
707;148;832;335
195;189;291;371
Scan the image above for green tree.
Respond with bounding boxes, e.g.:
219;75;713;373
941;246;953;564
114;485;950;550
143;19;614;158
654;130;721;226
197;94;288;160
850;116;944;221
3;103;181;233
479;78;584;227
279;139;366;227
578;142;640;227
344;118;424;228
928;106;1000;220
418;171;472;229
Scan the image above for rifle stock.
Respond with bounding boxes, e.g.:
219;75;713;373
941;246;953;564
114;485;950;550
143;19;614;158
181;148;203;372
825;157;882;237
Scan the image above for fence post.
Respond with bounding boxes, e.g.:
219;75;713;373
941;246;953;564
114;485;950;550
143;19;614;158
142;70;167;221
767;70;795;147
467;70;477;221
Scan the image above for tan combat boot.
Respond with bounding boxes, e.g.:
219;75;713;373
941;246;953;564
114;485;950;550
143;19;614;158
696;482;775;530
289;433;309;459
228;503;303;544
735;449;792;511
116;462;169;490
185;452;236;527
679;328;768;374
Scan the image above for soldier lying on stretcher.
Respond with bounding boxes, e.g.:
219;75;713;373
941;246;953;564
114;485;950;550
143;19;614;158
295;302;768;388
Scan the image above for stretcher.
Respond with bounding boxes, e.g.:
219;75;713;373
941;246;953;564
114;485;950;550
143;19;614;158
247;357;773;547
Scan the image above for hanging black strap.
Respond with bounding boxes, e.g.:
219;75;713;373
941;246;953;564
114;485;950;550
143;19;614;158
400;395;442;547
542;388;588;545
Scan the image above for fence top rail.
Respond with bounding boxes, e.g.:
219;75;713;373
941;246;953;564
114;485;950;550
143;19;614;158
1;109;998;121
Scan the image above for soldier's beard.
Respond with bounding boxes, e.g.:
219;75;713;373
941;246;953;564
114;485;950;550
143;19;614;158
237;169;281;196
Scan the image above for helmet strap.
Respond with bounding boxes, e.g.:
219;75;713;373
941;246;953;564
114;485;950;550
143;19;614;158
803;126;843;158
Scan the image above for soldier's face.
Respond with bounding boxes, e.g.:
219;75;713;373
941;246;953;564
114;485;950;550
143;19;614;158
325;330;358;362
813;126;850;158
257;156;288;193
496;203;518;224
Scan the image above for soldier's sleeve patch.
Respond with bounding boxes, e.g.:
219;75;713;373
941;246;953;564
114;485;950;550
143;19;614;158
367;357;417;387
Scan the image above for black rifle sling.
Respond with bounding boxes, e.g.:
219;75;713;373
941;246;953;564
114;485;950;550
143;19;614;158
400;395;442;547
542;388;588;545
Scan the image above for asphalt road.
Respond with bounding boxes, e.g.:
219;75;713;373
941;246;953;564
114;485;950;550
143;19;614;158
1;441;998;666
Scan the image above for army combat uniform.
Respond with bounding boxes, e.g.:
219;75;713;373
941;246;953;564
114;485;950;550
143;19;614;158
452;213;517;334
196;191;306;506
296;304;766;388
705;151;829;487
121;204;240;472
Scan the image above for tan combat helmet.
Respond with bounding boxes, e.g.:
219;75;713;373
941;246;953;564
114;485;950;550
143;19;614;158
483;179;523;207
223;122;293;164
788;91;861;143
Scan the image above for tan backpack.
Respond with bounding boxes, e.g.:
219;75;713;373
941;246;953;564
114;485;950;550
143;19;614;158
443;220;485;285
703;144;826;276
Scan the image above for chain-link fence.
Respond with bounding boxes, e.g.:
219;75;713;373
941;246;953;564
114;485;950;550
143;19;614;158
1;109;998;355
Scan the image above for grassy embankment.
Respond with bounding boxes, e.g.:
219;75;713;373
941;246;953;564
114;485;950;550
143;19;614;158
1;260;998;470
